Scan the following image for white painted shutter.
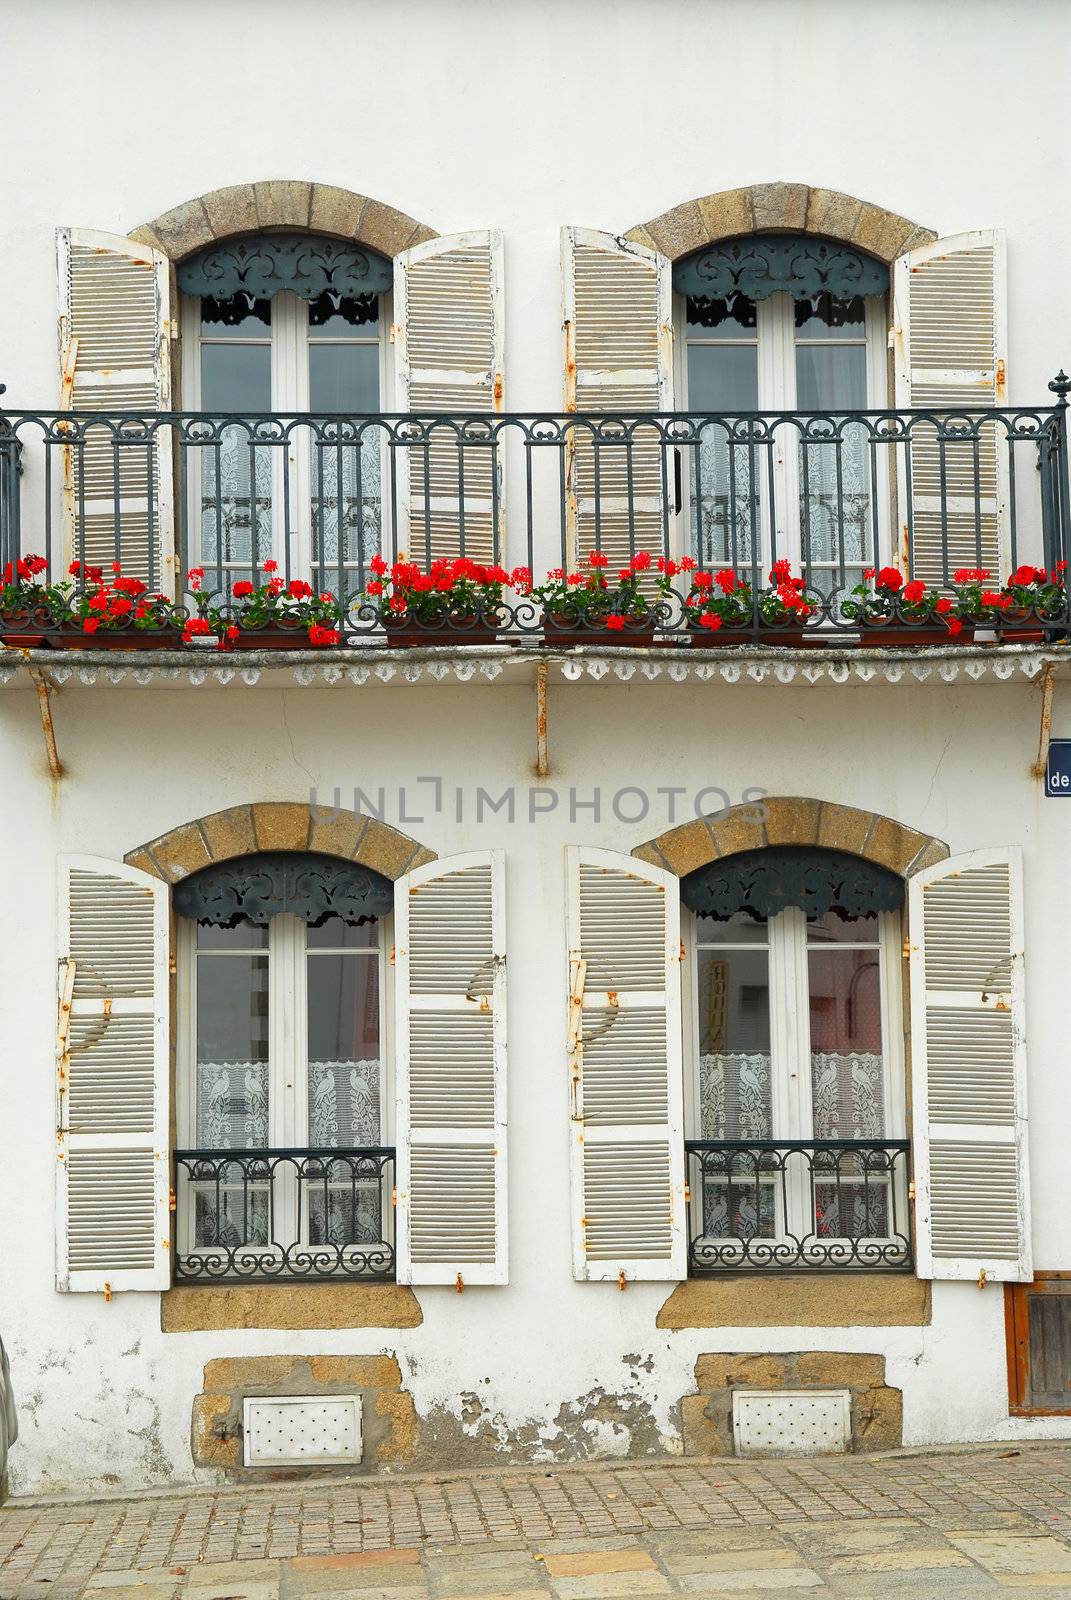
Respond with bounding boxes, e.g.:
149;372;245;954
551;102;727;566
56;855;171;1293
909;847;1031;1282
393;231;505;565
57;228;175;592
565;847;686;1282
893;231;1008;585
562;227;673;571
394;851;507;1285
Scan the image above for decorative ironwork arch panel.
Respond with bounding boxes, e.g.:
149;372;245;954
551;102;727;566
177;233;394;304
682;846;904;922
173;851;394;928
673;233;889;305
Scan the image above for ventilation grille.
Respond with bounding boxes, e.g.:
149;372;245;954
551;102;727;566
578;865;667;991
243;1396;362;1467
69;870;156;998
732;1390;851;1458
409;1144;497;1264
583;1140;673;1260
67;1148;157;1271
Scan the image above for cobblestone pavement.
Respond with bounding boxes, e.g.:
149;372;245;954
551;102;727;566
3;1446;1071;1599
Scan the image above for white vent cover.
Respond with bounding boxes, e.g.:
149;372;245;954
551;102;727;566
242;1395;363;1468
732;1389;851;1458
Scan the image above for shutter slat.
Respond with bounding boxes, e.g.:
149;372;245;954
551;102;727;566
394;232;505;565
566;847;686;1283
562;229;672;573
57;855;170;1293
909;847;1031;1282
893;231;1008;586
395;852;508;1285
57;228;174;590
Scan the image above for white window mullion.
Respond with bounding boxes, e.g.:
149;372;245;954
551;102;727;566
758;294;800;572
770;907;812;1245
273;292;312;582
269;913;300;1256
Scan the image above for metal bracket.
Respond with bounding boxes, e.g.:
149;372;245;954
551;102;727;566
1032;662;1056;780
29;667;63;781
535;659;549;777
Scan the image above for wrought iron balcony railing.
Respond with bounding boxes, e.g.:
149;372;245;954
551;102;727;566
1;390;1069;640
173;1146;396;1283
685;1139;913;1274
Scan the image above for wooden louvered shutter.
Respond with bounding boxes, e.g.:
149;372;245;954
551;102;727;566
57;229;175;592
893;231;1008;585
393;231;505;566
909;848;1031;1283
56;856;170;1293
565;847;686;1283
394;851;507;1285
561;227;673;571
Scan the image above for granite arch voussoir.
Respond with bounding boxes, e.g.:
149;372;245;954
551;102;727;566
626;183;936;265
633;798;948;881
130;180;437;262
124;801;436;884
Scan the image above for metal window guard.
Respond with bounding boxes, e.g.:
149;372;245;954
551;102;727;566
1;389;1069;641
685;1138;913;1274
173;1146;396;1283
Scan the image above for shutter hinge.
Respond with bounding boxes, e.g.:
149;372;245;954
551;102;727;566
390;943;396;966
391;1186;398;1209
103;1282;112;1303
902;934;911;960
617;1270;628;1291
168;955;177;975
684;1184;692;1204
168;1187;177;1213
679;939;685;962
908;1181;916;1203
978;1268;988;1290
455;1273;464;1294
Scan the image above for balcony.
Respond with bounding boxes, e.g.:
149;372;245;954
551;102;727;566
685;1139;913;1274
1;395;1069;644
173;1146;396;1282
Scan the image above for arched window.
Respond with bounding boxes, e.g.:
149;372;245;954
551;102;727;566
178;234;394;590
681;847;909;1270
173;851;394;1280
672;235;891;594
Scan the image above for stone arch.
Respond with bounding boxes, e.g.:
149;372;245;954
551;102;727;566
124;800;435;885
633;797;948;881
626;183;936;265
129;180;437;263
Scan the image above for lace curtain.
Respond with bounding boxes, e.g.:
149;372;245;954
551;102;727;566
307;1059;384;1247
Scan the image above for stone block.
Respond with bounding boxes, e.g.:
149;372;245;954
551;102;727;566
251;801;311;851
763;797;821;847
373;1389;419;1465
254;180;312;230
657;1273;930;1329
697;187;754;243
854;1383;904;1452
851;204;916;263
543;1551;656;1577
750;182;809;233
623;225;661;253
355;820;421;880
201;1354;301;1394
290;1551;420;1571
404;845;438;871
816;802;874;858
309;184;366;239
642;201;710;261
149;821;211;882
653;819;717;877
706;808;765;858
795;1351;885;1389
679;1392;730;1457
201;184;259;240
151;199;213;260
358;199;423;259
190;1393;238;1469
161;1283;423;1331
865;814;933;876
694;1353;790;1390
631;842;669;871
906;837;949;875
308;808;367;861
200;804;256;862
307;1354;401;1388
123;846;164;880
804;188;864;245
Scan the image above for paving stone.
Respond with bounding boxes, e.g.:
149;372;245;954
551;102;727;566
543;1549;657;1577
947;1531;1071;1575
548;1576;672;1599
824;1547;973;1573
677;1573;823;1592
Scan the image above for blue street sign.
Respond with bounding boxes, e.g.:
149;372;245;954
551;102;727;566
1046;739;1071;796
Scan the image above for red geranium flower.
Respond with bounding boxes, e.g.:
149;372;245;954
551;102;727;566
588;550;609;568
232;580;254;598
876;567;903;592
699;612;723;631
605;614;625;631
902;580;927;603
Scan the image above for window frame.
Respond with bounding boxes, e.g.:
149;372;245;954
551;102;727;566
175;908;393;1275
672;288;892;578
681;900;907;1266
179;286;393;584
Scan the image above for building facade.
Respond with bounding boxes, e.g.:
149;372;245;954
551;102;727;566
1;0;1070;1495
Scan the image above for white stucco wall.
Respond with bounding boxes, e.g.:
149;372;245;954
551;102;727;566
2;0;1071;1493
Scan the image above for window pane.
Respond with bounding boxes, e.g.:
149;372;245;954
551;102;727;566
307;916;378;949
695;911;768;945
195;934;269;1154
196;921;267;950
688;344;759;412
697;946;771;1141
309;292;380;336
809;943;885;1140
307;945;382;1151
199;295;271;337
196;952;269;1065
685;292;757;336
309;344;380;412
201;342;272;413
796;344;867;411
687;344;759;570
794;292;867;341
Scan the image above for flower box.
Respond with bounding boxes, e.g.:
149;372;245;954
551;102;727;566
384;617;500;648
0;610;49;648
225;623;312;650
52;625;186;651
855;621;967;648
541;616;655;649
